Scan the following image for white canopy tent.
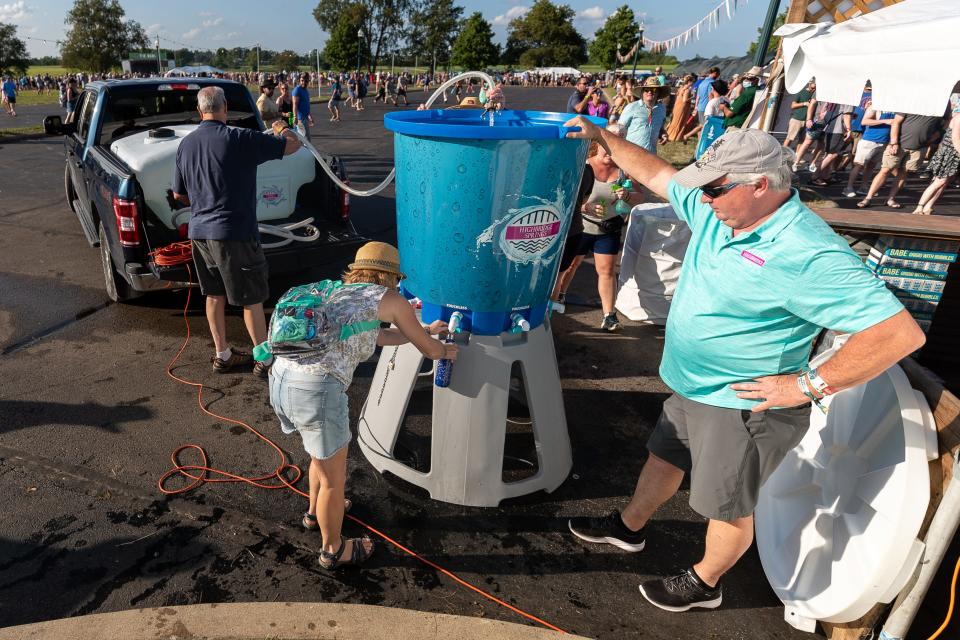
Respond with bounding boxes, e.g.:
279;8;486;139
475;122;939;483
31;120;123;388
165;65;225;77
525;67;581;76
775;0;960;116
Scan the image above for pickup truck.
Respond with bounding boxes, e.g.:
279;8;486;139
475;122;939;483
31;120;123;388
44;78;364;302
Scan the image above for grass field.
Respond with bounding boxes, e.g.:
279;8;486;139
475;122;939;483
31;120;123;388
27;65;70;76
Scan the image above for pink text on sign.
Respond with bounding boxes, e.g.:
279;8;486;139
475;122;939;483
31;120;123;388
505;221;561;241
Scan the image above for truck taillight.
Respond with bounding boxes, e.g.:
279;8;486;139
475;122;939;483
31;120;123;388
340;183;351;220
112;196;141;247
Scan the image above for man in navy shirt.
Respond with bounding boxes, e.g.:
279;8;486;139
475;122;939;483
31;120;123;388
173;85;301;377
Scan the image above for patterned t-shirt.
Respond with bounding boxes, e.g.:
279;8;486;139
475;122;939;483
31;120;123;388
281;283;388;387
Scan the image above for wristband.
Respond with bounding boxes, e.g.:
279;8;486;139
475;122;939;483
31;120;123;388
797;374;828;414
807;368;834;396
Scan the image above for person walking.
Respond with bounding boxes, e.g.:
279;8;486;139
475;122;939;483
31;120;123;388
2;76;17;117
695;67;720;125
268;242;458;570
912;93;960;215
665;75;696;142
843;102;895;198
619;77;669;153
292;73;314;138
858;112;944;209
256;80;279;123
784;79;816;149
276;81;293;125
171;87;303;379
328;76;343;122
562;118;924;612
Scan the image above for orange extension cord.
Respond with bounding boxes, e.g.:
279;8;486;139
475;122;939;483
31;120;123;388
150;242;567;634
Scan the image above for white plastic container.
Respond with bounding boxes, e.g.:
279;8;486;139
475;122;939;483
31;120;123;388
755;346;938;632
110;125;316;229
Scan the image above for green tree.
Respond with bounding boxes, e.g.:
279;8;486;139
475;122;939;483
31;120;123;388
322;4;368;71
213;47;232;70
587;5;638;68
60;0;149;73
450;12;498;71
314;0;409;72
0;23;29;75
747;10;787;60
408;0;463;71
273;50;302;71
502;0;586;68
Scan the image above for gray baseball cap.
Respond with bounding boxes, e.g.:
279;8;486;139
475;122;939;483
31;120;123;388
674;128;795;189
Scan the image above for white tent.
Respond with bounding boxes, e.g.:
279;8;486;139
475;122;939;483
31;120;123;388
775;0;960;116
165;65;225;77
526;67;581;76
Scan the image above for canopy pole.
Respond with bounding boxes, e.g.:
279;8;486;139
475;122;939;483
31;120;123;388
754;0;784;67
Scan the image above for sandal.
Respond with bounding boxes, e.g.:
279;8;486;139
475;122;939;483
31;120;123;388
886;199;903;209
856;198;872;209
318;536;375;570
302;499;353;530
810;178;830;187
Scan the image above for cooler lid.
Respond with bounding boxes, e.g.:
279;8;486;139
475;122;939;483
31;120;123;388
755;346;937;632
383;109;607;140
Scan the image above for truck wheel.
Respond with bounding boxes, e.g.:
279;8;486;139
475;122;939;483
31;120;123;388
64;164;77;213
98;224;141;303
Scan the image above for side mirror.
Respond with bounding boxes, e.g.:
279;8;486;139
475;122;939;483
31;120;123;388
44;115;76;136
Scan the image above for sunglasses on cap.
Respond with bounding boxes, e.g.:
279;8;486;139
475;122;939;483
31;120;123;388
700;181;751;198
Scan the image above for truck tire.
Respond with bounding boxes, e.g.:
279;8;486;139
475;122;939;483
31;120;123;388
98;223;141;302
65;163;77;213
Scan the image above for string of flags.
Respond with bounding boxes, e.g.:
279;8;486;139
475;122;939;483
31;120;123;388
640;0;749;55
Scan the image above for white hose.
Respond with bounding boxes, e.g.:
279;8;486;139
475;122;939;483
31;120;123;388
289;70;498;198
258;217;321;249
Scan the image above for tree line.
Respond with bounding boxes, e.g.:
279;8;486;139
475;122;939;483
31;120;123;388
4;0;791;76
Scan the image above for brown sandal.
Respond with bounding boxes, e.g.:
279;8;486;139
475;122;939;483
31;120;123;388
302;499;353;530
318;536;374;570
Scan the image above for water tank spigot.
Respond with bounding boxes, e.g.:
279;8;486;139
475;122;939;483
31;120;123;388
448;311;463;333
509;312;530;333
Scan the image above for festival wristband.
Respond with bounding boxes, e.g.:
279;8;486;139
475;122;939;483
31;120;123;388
797;374;829;414
807;368;834;396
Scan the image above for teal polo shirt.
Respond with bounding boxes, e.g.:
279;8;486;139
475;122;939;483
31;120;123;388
661;180;904;409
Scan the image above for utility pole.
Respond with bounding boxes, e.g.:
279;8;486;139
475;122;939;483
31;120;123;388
316;48;321;84
155;34;161;76
753;0;782;68
614;40;620;78
256;42;260;75
391;52;395;76
630;22;645;77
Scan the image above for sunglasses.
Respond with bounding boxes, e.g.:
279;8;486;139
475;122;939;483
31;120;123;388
700;181;751;198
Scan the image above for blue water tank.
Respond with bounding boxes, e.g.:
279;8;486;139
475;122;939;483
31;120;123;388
384;109;605;335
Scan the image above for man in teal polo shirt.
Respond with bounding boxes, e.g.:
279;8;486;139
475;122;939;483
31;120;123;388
561;122;925;612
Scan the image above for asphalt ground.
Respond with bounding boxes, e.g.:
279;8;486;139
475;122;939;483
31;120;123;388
0;86;951;639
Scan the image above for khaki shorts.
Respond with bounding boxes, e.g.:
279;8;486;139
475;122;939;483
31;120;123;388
787;118;805;142
854;139;886;165
881;146;924;172
647;393;811;521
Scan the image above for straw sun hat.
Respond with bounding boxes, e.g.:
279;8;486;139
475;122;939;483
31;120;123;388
348;241;405;278
640;76;670;97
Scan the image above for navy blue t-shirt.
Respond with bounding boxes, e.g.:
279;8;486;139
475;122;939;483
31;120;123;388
173;120;286;241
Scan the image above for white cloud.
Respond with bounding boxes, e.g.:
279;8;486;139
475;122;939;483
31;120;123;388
578;6;604;20
0;0;30;21
145;23;163;34
492;5;528;26
182;27;202;40
211;31;240;41
202;17;223;27
199;11;215;16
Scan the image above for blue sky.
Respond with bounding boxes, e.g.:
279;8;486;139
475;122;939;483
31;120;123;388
3;0;785;61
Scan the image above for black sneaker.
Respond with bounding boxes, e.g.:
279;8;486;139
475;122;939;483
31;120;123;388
600;312;621;332
639;568;723;612
568;511;645;552
252;359;272;379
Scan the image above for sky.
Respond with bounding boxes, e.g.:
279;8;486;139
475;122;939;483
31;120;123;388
2;0;786;62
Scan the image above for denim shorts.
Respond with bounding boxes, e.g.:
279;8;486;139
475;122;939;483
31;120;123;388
269;358;350;460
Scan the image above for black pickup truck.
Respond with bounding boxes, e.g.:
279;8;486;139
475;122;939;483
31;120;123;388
44;78;364;302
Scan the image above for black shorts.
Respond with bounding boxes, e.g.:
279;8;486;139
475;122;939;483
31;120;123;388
823;132;853;155
4;96;14;105
191;238;269;306
647;393;811;521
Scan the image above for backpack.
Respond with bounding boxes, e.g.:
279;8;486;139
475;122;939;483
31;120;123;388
253;279;380;361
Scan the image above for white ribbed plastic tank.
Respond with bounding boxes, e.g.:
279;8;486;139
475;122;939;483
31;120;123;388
109;125;316;228
755;344;938;633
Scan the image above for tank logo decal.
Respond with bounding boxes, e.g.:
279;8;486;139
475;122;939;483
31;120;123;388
259;185;287;207
499;205;562;263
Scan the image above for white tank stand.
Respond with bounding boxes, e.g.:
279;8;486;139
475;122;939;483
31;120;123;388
358;322;572;507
